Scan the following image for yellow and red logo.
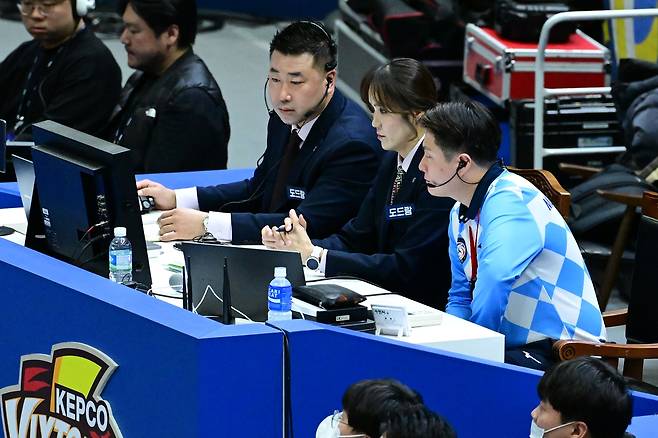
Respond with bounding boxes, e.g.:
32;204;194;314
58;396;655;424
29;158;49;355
1;343;122;438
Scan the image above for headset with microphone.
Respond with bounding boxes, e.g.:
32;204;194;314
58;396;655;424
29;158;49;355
426;159;476;188
73;0;95;18
263;20;337;121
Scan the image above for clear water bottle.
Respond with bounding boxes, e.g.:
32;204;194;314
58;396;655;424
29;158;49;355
267;267;292;321
109;227;132;284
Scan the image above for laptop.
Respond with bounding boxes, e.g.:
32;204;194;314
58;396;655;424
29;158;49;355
12;155;36;222
180;242;305;322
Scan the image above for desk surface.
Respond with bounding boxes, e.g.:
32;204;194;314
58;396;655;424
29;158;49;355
1;206;505;363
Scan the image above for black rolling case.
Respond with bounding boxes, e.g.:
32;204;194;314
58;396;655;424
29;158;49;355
494;0;574;42
510;94;624;186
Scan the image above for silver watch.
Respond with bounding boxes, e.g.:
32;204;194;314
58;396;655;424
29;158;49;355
305;246;322;271
202;214;210;235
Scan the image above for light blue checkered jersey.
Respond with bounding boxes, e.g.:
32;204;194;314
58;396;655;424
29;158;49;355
446;170;606;348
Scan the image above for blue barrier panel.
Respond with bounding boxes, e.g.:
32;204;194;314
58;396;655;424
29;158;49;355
0;238;283;437
138;168;254;190
0;183;20;209
274;320;658;437
197;0;337;20
628;414;658;437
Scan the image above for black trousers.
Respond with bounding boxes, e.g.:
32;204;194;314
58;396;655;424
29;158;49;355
505;338;556;371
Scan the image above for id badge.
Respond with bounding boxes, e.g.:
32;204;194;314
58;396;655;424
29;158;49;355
286;186;306;200
386;204;414;220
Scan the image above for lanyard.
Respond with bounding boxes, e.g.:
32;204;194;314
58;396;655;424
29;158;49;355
461;212;480;298
12;46;64;136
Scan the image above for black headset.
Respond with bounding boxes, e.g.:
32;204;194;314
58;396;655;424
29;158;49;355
264;21;337;115
300;21;337;72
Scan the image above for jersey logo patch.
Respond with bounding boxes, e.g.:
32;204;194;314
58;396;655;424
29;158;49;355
457;237;467;263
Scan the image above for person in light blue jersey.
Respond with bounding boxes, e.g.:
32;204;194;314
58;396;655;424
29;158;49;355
418;100;606;369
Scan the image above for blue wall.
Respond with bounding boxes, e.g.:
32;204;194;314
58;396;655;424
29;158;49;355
0;238;283;436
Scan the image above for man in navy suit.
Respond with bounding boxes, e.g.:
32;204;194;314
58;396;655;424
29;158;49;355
263;59;453;308
137;21;381;243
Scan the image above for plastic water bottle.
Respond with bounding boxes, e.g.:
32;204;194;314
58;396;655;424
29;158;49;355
267;267;292;321
109;227;132;284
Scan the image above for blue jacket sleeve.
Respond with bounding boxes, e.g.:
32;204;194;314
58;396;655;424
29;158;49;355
446;204;472;319
313;174;379;254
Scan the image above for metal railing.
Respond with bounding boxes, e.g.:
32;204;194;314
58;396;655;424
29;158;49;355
534;8;658;168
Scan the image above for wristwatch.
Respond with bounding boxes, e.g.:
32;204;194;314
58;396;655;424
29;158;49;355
305;246;322;271
202;214;210;235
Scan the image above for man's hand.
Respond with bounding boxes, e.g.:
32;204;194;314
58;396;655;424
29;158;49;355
157;208;207;241
136;179;176;210
261;210;313;261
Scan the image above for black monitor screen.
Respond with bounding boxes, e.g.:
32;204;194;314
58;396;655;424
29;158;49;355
27;121;151;286
0;119;5;174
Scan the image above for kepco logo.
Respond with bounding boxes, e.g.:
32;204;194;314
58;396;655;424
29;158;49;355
1;343;122;438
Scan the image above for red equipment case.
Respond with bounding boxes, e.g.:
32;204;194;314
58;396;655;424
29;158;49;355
463;23;610;107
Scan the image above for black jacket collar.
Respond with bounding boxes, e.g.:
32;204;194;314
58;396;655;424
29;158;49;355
458;160;504;223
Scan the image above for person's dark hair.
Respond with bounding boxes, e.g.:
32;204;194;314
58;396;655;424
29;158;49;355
342;379;423;437
360;58;437;141
537;357;633;438
420;100;500;165
269;21;337;72
118;0;197;48
381;404;456;438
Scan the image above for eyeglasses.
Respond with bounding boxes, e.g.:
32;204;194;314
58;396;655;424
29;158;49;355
16;0;65;17
331;411;367;438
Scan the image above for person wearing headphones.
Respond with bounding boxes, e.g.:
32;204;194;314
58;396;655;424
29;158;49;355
106;0;230;173
262;58;454;309
418;101;606;369
138;21;381;244
0;0;121;140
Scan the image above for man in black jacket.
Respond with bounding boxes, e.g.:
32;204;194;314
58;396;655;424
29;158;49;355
0;0;121;140
107;0;230;173
138;21;381;244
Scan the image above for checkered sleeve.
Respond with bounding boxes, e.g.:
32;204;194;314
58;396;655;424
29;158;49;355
469;189;544;332
446;204;472;319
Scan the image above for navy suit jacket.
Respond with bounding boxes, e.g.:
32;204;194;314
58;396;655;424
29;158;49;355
196;90;381;243
313;147;454;309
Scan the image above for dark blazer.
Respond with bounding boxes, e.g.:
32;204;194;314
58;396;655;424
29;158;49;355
313;147;454;309
197;90;381;244
107;50;230;173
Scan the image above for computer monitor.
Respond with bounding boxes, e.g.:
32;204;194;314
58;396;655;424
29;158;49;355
26;120;152;286
0;119;6;174
0;118;35;182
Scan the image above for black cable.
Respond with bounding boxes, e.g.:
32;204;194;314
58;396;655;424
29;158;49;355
77;248;108;267
216;154;283;212
264;322;294;438
74;233;110;265
71;221;109;262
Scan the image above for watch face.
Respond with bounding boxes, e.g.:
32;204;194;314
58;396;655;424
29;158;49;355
306;257;320;270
